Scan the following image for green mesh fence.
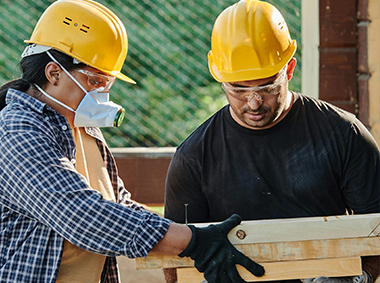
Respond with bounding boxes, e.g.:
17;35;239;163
0;0;301;147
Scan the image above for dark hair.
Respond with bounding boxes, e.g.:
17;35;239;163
0;48;86;110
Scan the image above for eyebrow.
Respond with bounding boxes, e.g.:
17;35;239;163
229;78;277;88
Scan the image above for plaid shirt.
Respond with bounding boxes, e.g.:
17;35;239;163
0;89;170;282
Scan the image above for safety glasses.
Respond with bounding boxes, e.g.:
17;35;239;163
222;71;287;102
76;69;116;91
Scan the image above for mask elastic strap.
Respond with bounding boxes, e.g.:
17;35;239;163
46;51;88;94
34;84;76;112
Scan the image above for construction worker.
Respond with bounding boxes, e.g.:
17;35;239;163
0;0;264;282
164;0;380;282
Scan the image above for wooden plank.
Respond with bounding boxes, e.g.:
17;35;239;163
136;236;380;270
136;214;380;270
222;213;380;245
177;257;362;282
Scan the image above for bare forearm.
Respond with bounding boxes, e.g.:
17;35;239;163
150;223;192;255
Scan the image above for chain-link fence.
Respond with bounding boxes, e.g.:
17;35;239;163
0;0;301;147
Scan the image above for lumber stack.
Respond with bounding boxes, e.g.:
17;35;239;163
135;213;380;282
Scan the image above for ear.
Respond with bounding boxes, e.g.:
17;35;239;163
45;62;61;86
286;57;297;81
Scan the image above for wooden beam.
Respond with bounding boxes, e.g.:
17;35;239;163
136;237;380;269
136;214;380;270
177;257;362;282
199;213;380;245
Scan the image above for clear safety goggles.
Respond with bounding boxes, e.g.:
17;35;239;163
222;71;287;102
76;69;116;91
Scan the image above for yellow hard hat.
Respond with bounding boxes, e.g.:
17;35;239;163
208;0;297;82
25;0;135;84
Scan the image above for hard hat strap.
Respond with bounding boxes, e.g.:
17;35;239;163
46;51;88;94
34;83;76;113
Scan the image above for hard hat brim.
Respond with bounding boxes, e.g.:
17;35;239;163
113;72;136;84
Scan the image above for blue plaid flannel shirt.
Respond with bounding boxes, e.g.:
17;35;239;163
0;89;170;282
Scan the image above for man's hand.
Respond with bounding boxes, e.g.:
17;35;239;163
178;214;265;283
302;270;373;283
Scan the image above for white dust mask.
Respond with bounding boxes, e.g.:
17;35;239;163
73;89;125;127
36;51;125;128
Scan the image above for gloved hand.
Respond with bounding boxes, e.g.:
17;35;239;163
178;214;265;283
302;270;373;283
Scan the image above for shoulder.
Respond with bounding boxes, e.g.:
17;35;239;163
1;107;42;136
2;89;47;129
0;89;69;144
176;106;227;155
293;93;375;144
294;92;357;125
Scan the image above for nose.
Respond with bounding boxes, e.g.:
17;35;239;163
247;94;263;110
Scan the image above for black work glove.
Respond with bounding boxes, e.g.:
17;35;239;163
178;214;265;283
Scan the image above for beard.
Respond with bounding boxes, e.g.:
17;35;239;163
229;98;286;129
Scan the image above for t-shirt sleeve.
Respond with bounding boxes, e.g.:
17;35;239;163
340;119;380;214
164;150;210;223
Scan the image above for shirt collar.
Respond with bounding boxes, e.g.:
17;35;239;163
6;88;105;142
6;88;49;114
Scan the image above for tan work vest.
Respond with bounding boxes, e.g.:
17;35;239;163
56;128;116;283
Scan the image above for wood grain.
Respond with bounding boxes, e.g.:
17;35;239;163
177;257;362;282
136;237;380;269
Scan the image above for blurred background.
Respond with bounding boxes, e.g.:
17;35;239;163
0;0;301;148
3;1;380;282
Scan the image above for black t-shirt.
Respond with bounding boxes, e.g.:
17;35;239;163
165;93;380;224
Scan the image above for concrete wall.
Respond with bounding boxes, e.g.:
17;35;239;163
368;0;380;145
302;0;319;99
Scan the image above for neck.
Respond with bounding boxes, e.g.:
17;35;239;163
28;85;75;129
284;90;293;112
271;90;294;126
